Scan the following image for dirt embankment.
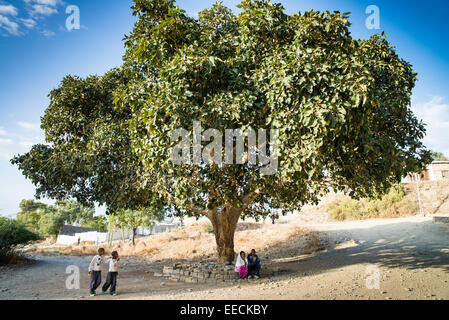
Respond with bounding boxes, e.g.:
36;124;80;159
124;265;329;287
27;221;323;265
403;180;449;214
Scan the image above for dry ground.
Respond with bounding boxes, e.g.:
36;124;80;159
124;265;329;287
1;215;448;300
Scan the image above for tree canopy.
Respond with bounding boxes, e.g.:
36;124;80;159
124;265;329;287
116;0;431;261
12;0;431;263
11;69;166;215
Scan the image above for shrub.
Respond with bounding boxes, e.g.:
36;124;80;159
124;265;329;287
328;184;418;221
0;217;40;264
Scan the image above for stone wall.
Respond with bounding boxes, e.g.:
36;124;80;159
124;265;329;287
157;262;280;284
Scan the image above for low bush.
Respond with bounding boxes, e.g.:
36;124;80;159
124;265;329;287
328;184;419;221
0;217;40;264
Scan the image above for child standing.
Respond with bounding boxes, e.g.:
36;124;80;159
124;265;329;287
102;251;120;296
88;248;105;296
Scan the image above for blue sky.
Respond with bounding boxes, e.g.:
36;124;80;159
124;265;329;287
1;0;448;217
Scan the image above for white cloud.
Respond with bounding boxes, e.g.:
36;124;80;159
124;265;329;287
412;96;449;157
24;0;61;16
0;0;64;36
0;14;19;35
0;129;44;161
30;4;57;16
17;121;40;131
41;29;55;37
20;18;36;28
0;138;34;161
0;4;18;16
0;127;7;136
25;0;61;6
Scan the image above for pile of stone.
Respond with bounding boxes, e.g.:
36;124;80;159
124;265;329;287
433;215;449;224
157;262;280;284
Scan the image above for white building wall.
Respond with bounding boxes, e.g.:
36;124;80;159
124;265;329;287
430;163;449;180
56;231;107;245
56;234;77;245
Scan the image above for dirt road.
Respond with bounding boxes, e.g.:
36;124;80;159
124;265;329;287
0;216;448;300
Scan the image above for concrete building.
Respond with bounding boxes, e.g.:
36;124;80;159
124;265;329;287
58;220;182;245
56;225;108;245
106;220;182;242
136;221;181;236
402;161;449;183
428;161;449;180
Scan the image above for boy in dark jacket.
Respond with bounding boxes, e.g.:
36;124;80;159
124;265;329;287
247;249;261;279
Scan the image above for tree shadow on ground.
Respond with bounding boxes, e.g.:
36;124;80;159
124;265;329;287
25;218;446;299
276;219;449;276
115;219;449;299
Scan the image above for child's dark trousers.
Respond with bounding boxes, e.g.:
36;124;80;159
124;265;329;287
102;272;118;295
89;271;102;294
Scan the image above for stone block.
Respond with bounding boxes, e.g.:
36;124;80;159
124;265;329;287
434;215;449;224
163;267;173;274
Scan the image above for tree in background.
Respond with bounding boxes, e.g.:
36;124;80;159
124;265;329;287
0;217;40;264
37;206;65;239
15;199;107;238
431;151;448;161
53;200;107;230
109;204;164;245
116;0;431;262
17;199;47;233
83;216;108;230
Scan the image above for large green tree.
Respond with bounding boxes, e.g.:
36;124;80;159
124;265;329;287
13;0;431;263
117;0;431;262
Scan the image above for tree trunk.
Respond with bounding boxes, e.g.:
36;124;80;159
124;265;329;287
208;207;242;265
132;227;137;246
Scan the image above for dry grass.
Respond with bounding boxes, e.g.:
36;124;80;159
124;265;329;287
327;184;419;221
33;221;323;262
